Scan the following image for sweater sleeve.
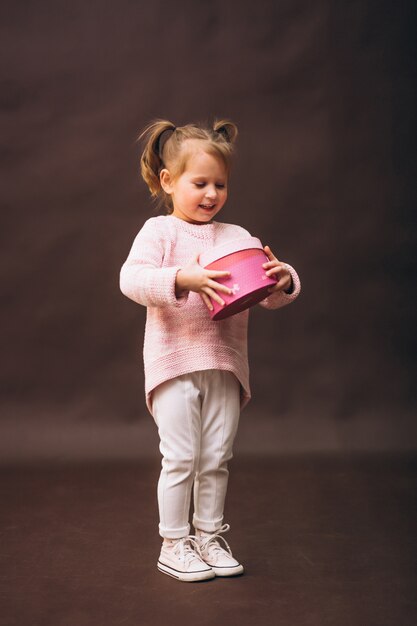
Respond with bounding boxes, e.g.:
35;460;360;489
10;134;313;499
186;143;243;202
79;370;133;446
119;218;189;308
258;263;301;310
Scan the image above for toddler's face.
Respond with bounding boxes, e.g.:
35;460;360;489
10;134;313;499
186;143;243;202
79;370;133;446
163;150;228;225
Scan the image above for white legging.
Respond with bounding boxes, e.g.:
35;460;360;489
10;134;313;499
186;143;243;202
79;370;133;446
151;369;241;539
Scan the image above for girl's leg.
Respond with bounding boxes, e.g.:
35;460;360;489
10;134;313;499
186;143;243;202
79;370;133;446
151;374;202;539
192;370;241;533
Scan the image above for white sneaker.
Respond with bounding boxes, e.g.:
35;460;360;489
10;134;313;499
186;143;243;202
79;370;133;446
157;536;215;582
196;524;244;577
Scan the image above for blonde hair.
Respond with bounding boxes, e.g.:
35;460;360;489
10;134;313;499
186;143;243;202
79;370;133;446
138;118;238;212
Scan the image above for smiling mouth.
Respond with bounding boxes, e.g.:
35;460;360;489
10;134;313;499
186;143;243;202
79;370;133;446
199;204;216;210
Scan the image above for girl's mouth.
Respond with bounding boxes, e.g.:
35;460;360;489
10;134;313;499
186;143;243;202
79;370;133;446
199;204;215;210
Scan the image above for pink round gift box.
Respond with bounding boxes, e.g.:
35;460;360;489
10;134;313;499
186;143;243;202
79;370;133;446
198;237;277;321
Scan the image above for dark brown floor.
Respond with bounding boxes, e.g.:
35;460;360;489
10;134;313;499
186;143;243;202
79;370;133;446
1;454;416;626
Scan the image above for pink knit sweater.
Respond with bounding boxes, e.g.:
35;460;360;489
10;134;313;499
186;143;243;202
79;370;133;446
120;215;301;414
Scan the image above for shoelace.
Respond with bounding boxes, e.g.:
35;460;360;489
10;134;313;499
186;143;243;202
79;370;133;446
198;523;233;557
172;535;202;565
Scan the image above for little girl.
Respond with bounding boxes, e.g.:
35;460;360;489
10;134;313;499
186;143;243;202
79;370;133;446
120;119;301;582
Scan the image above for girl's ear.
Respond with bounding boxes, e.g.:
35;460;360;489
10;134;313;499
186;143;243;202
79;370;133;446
160;168;173;194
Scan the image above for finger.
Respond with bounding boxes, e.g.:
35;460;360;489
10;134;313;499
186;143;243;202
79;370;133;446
264;245;279;262
262;260;280;269
265;261;287;273
206;270;231;279
207;279;233;295
265;265;285;277
268;276;291;292
203;286;225;307
200;292;214;311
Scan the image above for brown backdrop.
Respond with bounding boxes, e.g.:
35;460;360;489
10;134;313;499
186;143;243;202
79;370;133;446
1;0;416;461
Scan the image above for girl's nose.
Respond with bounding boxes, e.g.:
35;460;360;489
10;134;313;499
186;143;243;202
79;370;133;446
205;185;217;200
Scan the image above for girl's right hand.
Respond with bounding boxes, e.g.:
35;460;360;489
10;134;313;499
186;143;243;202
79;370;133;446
176;254;232;311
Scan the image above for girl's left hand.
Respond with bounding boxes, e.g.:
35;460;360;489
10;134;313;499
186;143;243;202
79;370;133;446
263;245;293;294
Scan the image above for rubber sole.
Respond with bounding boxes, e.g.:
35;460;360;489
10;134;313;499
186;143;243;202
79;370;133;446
157;560;215;582
210;564;244;577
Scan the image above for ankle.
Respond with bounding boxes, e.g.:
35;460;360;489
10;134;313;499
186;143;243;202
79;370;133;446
195;528;211;539
163;537;180;547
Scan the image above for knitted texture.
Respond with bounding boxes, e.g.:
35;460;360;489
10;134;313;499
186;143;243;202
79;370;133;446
120;215;301;414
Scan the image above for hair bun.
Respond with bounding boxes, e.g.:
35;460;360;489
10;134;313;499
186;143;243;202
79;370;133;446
213;119;238;144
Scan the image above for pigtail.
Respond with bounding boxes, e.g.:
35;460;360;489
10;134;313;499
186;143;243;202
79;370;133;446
138;119;176;199
213;119;238;145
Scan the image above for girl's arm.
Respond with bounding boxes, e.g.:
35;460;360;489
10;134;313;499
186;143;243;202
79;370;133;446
119;218;187;308
258;245;301;310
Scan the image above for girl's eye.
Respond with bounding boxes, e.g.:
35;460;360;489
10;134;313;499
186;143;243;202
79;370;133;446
193;182;226;189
